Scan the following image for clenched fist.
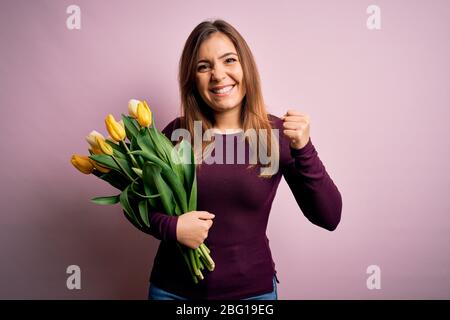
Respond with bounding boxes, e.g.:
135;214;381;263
176;211;215;249
281;109;311;150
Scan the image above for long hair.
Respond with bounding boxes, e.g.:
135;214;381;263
178;19;278;177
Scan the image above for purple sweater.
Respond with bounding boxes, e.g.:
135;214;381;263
146;114;342;300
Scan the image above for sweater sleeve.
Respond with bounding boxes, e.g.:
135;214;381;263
121;117;182;242
278;119;342;231
146;210;178;241
122;208;178;242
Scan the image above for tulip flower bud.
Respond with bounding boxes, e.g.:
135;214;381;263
105;114;126;142
137;100;152;127
89;159;111;173
85;130;105;149
71;154;94;174
90;146;103;155
128;99;140;118
96;136;113;156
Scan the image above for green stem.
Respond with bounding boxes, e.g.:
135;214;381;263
120;140;139;168
196;249;204;270
189;249;200;277
111;155;135;182
200;243;210;254
177;243;198;284
130;180;160;199
199;244;215;270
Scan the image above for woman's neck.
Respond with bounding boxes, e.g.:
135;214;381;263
213;105;242;131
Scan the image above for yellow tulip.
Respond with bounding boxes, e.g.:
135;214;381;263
96;136;113;155
105;114;126;142
89;159;111;173
128;99;140;118
71;154;94;174
96;137;114;156
90;146;102;155
137;100;152;127
85;130;105;149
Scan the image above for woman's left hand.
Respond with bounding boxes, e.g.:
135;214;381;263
281;110;311;150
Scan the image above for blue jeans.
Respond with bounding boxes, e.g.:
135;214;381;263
148;276;278;300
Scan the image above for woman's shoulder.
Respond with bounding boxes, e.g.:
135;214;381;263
161;116;185;136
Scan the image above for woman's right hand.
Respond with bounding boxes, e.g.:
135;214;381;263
176;211;215;249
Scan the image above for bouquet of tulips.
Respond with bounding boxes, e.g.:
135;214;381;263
71;99;214;284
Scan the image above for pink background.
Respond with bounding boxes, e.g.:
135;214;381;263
1;0;449;299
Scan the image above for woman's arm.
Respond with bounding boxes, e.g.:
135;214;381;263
279;117;342;231
147;210;178;241
122;208;178;241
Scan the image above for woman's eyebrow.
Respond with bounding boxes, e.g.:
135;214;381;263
197;52;238;64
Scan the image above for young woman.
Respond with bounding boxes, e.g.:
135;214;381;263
145;19;342;300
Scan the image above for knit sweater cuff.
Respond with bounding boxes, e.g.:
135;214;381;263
289;137;314;158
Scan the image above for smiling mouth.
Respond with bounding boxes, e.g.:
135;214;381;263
210;85;235;96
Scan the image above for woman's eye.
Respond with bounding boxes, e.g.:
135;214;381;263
197;65;209;72
225;58;237;63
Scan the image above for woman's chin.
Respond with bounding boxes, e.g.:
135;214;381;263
209;101;242;113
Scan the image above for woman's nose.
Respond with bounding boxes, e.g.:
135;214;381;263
211;66;226;81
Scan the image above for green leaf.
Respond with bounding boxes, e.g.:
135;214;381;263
148;114;175;169
177;139;194;196
142;176;159;209
149;112;159;140
89;154;120;171
122;114;140;141
96;171;128;191
130;180;160;199
138;157;160;209
116;158;135;178
130;136;145;168
174;203;182;216
143;162;175;215
105;140;127;159
130;135;139;151
129;150;165;168
188;172;197;212
132;167;143;178
136;127;157;156
90;154;136;180
149;119;184;182
120;185;142;227
91;195;120;205
148;127;168;164
131;151;188;213
160;133;184;186
138;200;150;227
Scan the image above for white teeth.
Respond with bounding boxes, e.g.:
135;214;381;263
212;85;234;94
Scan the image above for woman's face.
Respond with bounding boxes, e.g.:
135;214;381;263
195;32;246;115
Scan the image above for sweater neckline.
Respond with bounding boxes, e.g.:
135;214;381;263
211;128;244;135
